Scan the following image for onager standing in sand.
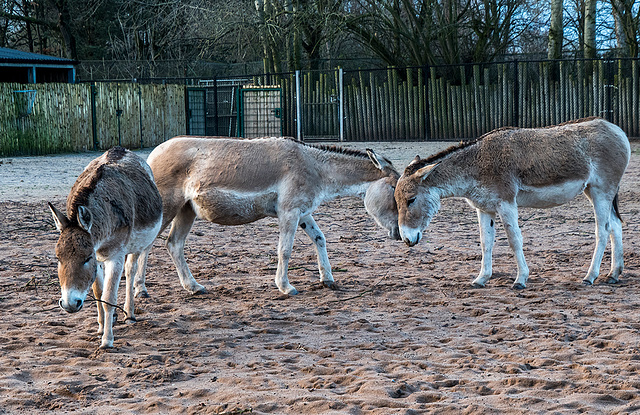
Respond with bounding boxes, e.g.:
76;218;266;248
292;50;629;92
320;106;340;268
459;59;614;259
49;147;162;348
394;117;630;289
139;136;399;296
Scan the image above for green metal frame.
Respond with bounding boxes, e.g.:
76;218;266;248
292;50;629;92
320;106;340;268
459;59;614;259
186;87;207;135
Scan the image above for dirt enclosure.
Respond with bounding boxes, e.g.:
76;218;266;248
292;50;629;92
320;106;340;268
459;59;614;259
2;140;640;414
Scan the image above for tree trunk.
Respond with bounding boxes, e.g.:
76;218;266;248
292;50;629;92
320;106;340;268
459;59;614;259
547;0;563;60
583;0;597;59
255;0;272;73
611;0;639;58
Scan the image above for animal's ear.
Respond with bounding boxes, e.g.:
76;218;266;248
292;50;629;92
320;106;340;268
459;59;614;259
366;148;393;171
77;206;93;233
409;155;421;165
48;202;69;232
415;163;439;181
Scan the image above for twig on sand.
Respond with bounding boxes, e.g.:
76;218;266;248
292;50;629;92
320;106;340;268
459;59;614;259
20;272;57;294
87;294;132;322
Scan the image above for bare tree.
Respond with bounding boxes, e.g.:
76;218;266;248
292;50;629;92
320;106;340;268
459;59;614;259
610;0;639;57
346;0;471;66
548;0;563;59
469;0;527;62
583;0;596;58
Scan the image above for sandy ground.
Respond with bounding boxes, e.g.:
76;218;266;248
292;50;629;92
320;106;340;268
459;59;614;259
1;140;640;414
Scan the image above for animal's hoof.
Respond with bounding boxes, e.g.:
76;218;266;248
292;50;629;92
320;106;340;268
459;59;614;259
582;279;593;286
189;285;207;295
471;282;485;289
99;342;114;349
606;277;619;285
135;291;150;299
280;286;299;296
125;317;137;324
512;283;526;290
322;281;338;290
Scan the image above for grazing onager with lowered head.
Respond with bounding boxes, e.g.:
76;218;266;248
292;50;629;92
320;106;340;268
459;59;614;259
138;136;399;296
395;117;630;289
48;147;162;348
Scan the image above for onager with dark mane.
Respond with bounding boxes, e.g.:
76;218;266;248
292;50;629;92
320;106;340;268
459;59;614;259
140;136;399;296
49;147;162;348
395;117;630;289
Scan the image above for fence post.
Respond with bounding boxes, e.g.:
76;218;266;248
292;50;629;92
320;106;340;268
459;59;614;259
116;83;122;147
91;82;98;150
138;83;143;148
424;65;430;140
338;68;344;141
212;76;219;136
237;86;243;137
295;70;302;140
513;60;519;127
605;59;613;122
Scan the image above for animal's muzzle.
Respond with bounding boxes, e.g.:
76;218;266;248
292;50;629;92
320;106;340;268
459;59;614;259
400;227;422;247
389;227;401;241
59;297;84;313
403;237;419;247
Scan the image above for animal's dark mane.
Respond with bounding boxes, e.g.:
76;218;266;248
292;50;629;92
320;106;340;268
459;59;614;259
68;146;128;221
281;136;397;168
284;137;371;159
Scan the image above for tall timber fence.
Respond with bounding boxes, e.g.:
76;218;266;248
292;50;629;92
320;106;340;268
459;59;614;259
263;58;639;141
2;58;640;156
0;82;185;156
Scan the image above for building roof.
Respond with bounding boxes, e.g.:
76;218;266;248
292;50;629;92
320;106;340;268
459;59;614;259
0;47;77;66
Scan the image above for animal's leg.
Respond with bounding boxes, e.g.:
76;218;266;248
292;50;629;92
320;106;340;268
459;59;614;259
299;215;335;289
497;202;529;289
275;211;300;295
607;205;624;283
133;245;152;298
100;257;125;349
124;254;138;323
92;262;105;334
472;210;496;288
166;204;206;294
583;189;613;285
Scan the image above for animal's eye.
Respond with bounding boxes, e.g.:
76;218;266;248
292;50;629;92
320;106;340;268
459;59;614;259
83;256;93;265
407;197;416;206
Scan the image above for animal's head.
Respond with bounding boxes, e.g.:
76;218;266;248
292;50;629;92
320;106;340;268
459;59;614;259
48;202;97;313
394;157;441;246
364;149;400;240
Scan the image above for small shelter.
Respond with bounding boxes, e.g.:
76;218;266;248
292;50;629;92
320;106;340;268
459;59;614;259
0;47;77;83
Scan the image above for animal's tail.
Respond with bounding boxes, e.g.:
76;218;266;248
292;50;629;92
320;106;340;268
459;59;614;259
613;193;623;223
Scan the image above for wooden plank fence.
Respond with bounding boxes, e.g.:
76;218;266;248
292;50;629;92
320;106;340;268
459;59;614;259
1;83;92;155
2;58;639;157
0;82;186;156
269;59;640;141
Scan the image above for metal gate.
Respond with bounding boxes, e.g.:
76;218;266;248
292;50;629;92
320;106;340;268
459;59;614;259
238;86;283;138
186;88;206;135
187;80;248;137
296;69;343;141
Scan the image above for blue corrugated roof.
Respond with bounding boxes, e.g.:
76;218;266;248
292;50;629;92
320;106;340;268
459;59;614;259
0;47;76;65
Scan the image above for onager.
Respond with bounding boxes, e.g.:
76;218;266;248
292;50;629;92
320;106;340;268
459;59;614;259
49;147;162;348
140;136;399;296
395;117;630;289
